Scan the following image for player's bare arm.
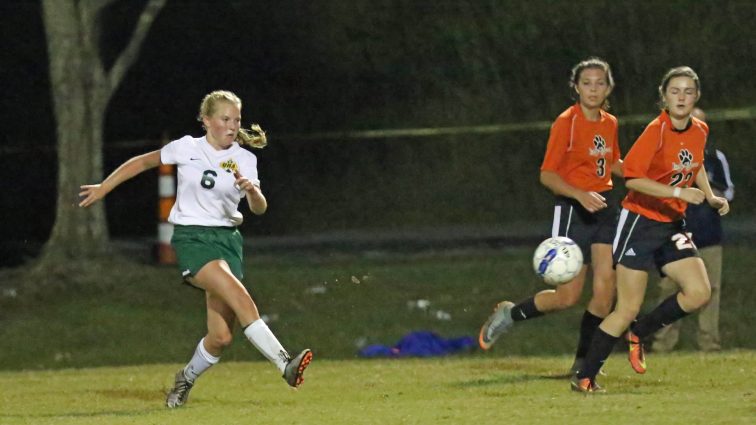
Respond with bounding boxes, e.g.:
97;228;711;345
610;159;623;177
234;171;267;215
695;165;729;215
625;176;705;205
540;170;607;213
79;150;162;208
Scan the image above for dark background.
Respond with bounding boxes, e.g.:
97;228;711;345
1;0;754;266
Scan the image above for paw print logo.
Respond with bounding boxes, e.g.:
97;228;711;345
678;149;693;167
589;135;609;156
593;135;606;151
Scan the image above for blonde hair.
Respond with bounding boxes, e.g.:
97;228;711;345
198;90;267;149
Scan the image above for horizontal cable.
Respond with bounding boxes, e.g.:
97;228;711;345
2;106;754;154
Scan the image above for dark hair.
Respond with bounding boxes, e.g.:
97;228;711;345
658;66;701;109
569;57;615;110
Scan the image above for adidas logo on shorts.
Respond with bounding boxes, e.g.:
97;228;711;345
625;248;636;256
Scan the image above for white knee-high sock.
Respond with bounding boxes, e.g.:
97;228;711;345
243;319;289;373
183;337;220;382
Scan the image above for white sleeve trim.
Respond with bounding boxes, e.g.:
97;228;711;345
716;149;735;201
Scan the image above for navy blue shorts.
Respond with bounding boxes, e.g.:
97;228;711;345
551;195;618;265
612;209;698;275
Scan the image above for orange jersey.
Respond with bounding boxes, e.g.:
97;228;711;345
540;104;620;192
622;110;709;222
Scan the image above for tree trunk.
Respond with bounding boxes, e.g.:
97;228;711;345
38;0;166;267
41;0;109;262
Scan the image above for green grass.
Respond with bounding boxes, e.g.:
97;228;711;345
1;246;754;370
0;353;754;424
0;245;754;423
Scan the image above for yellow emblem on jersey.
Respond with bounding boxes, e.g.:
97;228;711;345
220;159;239;174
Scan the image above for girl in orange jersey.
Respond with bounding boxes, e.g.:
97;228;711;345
572;67;730;393
479;58;622;375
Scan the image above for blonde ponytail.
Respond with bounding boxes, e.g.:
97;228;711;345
236;123;267;149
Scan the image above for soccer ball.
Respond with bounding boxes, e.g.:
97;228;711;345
532;237;583;286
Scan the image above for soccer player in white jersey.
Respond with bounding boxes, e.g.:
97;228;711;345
79;90;312;408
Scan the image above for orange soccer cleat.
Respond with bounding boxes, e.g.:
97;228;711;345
626;330;647;374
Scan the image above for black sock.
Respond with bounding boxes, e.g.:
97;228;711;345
631;294;689;338
574;310;604;360
510;297;544;322
577;328;618;380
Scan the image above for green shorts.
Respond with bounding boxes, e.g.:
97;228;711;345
171;225;244;281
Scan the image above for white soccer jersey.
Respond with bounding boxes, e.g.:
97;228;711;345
161;135;260;227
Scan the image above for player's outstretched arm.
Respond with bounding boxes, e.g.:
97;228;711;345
79;150;161;208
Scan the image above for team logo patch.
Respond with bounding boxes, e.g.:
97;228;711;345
679;149;693;167
589;135;612;156
672;149;699;172
220;159;239;174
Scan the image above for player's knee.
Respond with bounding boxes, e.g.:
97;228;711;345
589;299;613;317
615;305;641;323
206;331;234;349
590;287;614;313
590;276;614;309
686;285;711;310
592;266;614;286
555;291;581;309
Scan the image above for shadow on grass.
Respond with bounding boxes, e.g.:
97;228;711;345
0;389;167;420
453;374;668;400
95;388;166;402
0;408;162;420
453;373;557;388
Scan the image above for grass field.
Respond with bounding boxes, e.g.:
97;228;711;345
1;352;754;424
1;245;754;370
0;244;754;424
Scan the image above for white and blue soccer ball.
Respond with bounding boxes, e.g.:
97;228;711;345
532;236;583;286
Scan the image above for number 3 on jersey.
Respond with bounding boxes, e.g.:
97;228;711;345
201;170;217;189
596;158;606;177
